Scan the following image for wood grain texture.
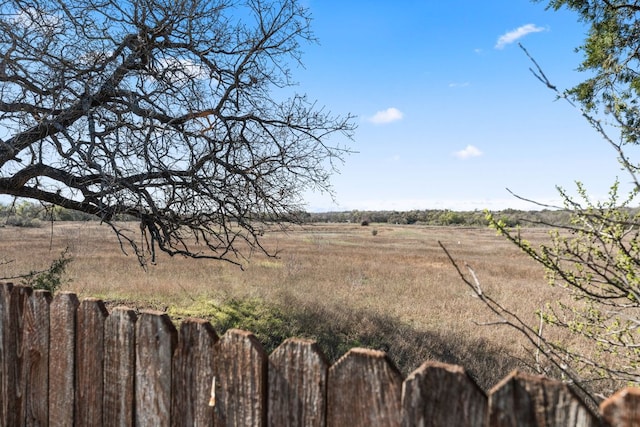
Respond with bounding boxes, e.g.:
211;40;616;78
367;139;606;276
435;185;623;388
135;310;177;427
0;282;15;427
11;285;33;427
5;284;640;425
327;348;403;427
24;290;52;426
600;387;640;427
75;298;108;427
103;306;137;427
171;318;218;427
488;370;598;427
268;338;328;427
214;328;267;427
401;361;487;427
49;292;79;427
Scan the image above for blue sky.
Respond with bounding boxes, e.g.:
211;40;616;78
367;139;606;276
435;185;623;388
296;0;629;212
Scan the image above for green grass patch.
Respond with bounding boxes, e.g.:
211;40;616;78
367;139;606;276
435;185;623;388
168;297;301;353
166;295;393;359
166;294;520;391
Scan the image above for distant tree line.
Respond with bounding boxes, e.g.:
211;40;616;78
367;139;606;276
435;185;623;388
296;208;578;228
5;201;635;229
0;202;126;227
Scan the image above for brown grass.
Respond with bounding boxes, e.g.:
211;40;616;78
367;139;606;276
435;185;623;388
0;221;572;391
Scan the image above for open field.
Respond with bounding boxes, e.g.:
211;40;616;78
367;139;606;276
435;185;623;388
0;221;574;392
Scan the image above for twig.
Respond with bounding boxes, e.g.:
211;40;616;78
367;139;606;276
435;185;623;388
438;240;600;407
535;309;544;374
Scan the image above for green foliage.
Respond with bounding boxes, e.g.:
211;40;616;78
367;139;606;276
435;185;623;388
0;201;97;225
486;181;640;394
538;1;640;145
475;1;640;398
21;248;73;294
438;210;465;225
1;200;591;229
169;297;399;364
2;201;42;227
169;298;298;353
307;208;576;227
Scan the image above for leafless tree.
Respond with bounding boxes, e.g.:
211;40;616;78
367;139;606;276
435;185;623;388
0;0;354;265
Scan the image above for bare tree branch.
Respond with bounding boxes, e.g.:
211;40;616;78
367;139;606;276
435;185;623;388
439;240;602;406
0;0;355;265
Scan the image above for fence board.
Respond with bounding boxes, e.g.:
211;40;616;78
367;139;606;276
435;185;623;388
600;387;640;427
135;310;177;427
268;338;329;427
327;348;403;427
24;290;52;426
171;318;218;427
401;360;487;427
49;292;79;426
11;285;33;426
488;370;598;427
214;328;267;427
103;306;137;427
5;285;640;426
75;298;108;427
0;282;15;427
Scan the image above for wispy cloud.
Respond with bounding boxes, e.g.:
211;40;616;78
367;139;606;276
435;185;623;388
454;145;483;159
368;107;404;124
448;82;470;88
12;7;62;32
495;24;545;49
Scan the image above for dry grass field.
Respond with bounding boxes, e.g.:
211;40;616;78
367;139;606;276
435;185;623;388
0;221;575;392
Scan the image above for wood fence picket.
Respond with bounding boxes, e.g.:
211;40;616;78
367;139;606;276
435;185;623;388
327;348;403;426
10;284;31;426
49;292;79;426
24;290;51;426
268;338;328;427
171;318;218;427
0;281;14;427
135;311;177;426
1;282;639;427
214;328;267;426
103;306;137;426
600;388;640;427
402;360;487;427
487;371;598;427
75;298;108;427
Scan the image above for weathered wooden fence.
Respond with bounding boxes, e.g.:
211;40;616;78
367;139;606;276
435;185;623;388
1;283;639;426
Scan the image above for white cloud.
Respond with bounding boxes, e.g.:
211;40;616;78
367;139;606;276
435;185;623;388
12;7;62;34
368;107;404;124
448;82;470;88
495;24;545;49
454;145;483;159
157;57;207;83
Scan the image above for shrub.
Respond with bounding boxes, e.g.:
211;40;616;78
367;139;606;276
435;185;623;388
22;248;73;294
4;215;42;228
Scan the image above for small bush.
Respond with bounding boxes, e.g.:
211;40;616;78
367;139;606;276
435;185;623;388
5;216;42;228
22;248;73;294
169;297;298;353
